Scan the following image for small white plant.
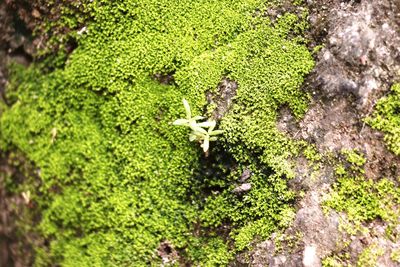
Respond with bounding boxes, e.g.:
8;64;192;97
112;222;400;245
173;99;223;153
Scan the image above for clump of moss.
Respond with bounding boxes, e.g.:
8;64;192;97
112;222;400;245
200;167;297;250
1;0;314;265
356;243;385;267
325;176;400;225
366;83;400;156
324;151;400;228
323;149;400;266
323;243;386;267
322;253;350;267
390;249;400;263
341;149;367;168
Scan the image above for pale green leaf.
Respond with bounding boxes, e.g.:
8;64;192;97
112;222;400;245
197;121;215;128
202;138;209;152
208;120;216;131
183;99;191;119
191;125;207;135
209;130;224;136
173;119;189;126
189;133;197;141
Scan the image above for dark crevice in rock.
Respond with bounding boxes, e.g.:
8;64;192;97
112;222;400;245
0;2;45;266
206;77;238;121
0;0;35;101
152;72;176;85
0;151;44;267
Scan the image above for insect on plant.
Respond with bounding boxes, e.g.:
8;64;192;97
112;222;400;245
173;99;223;154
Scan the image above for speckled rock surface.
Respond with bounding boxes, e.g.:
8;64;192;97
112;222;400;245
252;1;400;266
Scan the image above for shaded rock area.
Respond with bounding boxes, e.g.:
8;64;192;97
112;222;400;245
0;152;42;267
0;0;46;107
310;0;400;109
247;190;341;267
1;0;89;56
280;0;400;179
0;2;42;266
157;241;181;266
253;0;400;266
0;1;33;98
207;77;238;121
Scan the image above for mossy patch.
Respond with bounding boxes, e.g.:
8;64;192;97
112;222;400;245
322;253;350;267
1;0;314;265
390;249;400;263
325;176;400;227
356;243;385;267
366;83;400;156
324;151;400;231
323;150;400;266
323;244;385;267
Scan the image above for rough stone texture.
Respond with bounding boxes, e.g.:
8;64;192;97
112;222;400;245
0;152;40;267
253;0;400;266
287;0;400;180
249;190;343;267
295;97;400;180
277;0;400;183
250;189;400;267
302;246;320;267
207;77;238;121
294;191;342;257
250;240;303;267
310;0;400;109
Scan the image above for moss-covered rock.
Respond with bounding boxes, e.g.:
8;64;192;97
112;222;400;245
322;149;400;267
0;0;314;265
366;83;400;156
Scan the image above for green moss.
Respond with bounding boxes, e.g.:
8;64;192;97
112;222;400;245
185;237;233;266
341;149;366;168
390;249;400;263
324;150;400;239
322;255;347;267
303;145;323;163
1;0;314;265
366;83;400;156
357;244;384;267
199;168;297;251
325;176;400;226
323;149;399;266
2;67;200;265
339;149;367;175
183;12;316;176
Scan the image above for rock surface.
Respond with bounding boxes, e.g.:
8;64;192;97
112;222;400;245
251;1;400;266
